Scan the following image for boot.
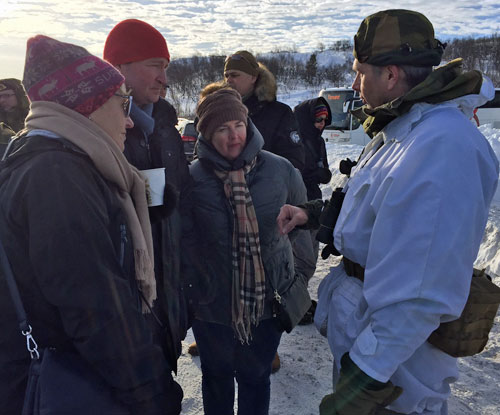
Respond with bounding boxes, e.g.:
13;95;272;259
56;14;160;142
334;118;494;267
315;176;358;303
271;352;281;373
187;341;199;356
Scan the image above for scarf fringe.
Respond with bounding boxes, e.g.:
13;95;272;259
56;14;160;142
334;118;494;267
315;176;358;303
134;248;156;311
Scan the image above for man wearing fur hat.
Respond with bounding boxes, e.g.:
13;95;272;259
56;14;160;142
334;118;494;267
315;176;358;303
277;9;498;415
224;51;305;171
104;19;193;376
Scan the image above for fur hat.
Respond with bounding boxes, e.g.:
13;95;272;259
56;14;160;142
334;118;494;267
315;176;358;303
196;88;248;140
354;9;445;67
23;35;124;117
224;51;259;77
104;19;170;65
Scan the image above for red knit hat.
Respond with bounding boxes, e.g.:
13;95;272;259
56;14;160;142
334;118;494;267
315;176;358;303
314;104;329;120
104;19;170;66
23;35;124;117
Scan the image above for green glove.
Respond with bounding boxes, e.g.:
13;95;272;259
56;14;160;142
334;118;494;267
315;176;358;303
297;199;326;230
319;353;403;415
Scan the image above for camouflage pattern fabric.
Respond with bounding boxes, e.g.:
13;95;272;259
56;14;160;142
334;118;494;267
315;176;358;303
0;122;15;144
354;9;445;67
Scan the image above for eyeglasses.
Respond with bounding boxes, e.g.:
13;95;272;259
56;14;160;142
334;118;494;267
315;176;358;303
0;93;15;100
114;93;133;117
314;117;327;123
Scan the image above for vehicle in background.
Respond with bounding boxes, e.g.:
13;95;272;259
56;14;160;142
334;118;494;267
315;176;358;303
318;87;370;146
476;88;500;129
318;87;500;146
176;118;198;161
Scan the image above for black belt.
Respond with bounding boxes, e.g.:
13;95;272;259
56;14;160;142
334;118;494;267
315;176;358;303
342;257;365;282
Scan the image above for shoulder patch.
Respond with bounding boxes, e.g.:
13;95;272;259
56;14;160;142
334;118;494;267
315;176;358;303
290;131;301;144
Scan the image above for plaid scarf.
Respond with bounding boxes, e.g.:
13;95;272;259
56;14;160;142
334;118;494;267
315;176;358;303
214;157;265;343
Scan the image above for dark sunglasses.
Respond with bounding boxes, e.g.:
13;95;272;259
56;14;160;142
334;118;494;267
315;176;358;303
114;93;133;117
314;117;327;123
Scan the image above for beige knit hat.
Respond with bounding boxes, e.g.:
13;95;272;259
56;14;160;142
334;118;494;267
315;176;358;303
196;88;248;140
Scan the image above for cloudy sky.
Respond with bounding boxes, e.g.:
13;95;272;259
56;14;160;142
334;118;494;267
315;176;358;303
0;0;499;79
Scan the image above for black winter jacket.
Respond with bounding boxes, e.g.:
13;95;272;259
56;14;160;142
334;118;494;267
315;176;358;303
0;135;174;414
124;98;193;365
244;95;304;170
182;122;310;327
294;97;332;200
242;64;304;171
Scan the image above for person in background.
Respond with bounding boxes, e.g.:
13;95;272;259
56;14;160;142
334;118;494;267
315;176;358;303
294;97;332;202
182;87;310;415
293;97;333;324
104;19;193;374
224;50;304;171
0;34;182;415
224;51;315;371
277;9;498;415
0;78;30;133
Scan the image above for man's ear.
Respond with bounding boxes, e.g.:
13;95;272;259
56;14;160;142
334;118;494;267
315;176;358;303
385;65;402;91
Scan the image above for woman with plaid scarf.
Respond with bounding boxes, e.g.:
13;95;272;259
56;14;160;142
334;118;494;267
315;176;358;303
182;88;311;415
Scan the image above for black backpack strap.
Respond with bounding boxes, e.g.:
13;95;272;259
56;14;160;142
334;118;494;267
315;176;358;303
0;231;40;359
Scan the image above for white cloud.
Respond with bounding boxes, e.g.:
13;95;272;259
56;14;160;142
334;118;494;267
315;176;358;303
1;0;498;79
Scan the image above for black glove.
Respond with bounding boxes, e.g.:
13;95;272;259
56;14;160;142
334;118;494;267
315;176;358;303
339;158;357;176
321;243;341;260
148;182;178;221
319;354;403;415
316;167;333;184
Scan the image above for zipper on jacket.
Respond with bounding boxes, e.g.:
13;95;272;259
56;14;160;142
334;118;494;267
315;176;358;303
144;133;153;166
119;224;128;267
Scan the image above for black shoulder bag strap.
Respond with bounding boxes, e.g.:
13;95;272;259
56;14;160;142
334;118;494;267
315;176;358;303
0;235;40;360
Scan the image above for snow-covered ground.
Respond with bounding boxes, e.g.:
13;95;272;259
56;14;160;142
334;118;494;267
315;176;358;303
176;122;500;415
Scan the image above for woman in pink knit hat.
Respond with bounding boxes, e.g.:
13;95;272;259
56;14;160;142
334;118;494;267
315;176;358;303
0;35;182;414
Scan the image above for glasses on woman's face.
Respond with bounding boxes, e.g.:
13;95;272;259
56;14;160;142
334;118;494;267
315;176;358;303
114;93;133;117
0;93;15;100
314;117;327;124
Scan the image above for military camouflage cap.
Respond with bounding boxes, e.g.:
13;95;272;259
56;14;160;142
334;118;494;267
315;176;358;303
354;9;445;67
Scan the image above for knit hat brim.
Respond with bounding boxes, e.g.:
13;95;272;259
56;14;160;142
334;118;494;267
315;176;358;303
196;88;248;140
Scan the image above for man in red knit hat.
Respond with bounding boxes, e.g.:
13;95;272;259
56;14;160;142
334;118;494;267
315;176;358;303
104;19;193;386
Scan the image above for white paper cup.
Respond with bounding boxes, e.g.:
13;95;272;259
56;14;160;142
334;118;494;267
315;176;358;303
141;168;165;207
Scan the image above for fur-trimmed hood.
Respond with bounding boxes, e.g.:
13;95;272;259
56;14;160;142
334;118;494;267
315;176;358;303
253;63;277;102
